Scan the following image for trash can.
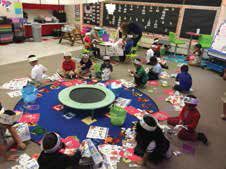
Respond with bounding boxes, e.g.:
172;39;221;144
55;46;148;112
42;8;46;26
110;105;127;126
32;23;41;42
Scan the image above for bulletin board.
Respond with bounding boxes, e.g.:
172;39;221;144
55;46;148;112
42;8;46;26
83;3;101;25
103;4;180;35
0;0;23;18
180;9;217;38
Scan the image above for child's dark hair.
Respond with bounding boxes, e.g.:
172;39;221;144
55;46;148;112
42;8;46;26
28;55;36;59
187;94;197;99
195;44;202;49
181;65;189;72
4;110;16;116
42;133;58;151
149;57;158;65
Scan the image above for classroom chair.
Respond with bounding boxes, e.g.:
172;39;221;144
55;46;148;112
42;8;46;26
168;32;185;56
126;46;138;62
198;34;213;50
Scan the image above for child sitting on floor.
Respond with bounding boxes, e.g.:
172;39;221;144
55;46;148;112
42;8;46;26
61;52;76;79
167;95;208;144
83;32;101;58
28;55;48;84
79;54;93;78
148;57;162;80
100;56;113;81
38;132;82;169
187;44;202;66
174;65;192;93
129;58;148;88
0;103;26;161
134;114;171;165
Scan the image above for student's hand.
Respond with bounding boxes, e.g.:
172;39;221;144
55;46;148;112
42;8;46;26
5;154;19;161
18;142;26;150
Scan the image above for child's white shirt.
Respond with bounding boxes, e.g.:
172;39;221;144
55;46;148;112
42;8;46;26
146;48;154;63
31;64;47;82
152;63;162;74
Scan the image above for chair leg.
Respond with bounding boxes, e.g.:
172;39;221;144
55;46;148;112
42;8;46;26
59;32;64;44
174;44;178;56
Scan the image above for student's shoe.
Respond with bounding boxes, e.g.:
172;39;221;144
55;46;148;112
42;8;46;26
197;132;208;145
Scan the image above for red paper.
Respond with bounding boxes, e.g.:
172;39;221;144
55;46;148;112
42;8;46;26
152;111;169;121
39;88;50;93
19;113;40;124
163;89;174;95
61;79;83;87
119;148;142;162
52;104;64;111
147;80;159;87
61;136;80;149
124;106;140;115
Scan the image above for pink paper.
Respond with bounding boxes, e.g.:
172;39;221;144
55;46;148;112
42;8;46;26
152;111;169;121
61;79;83;87
163;89;174;95
124;106;140;115
61;136;80;149
147;80;159;87
19;113;40;124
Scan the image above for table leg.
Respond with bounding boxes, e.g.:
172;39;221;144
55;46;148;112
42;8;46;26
105;46;107;56
91;110;95;120
187;35;193;56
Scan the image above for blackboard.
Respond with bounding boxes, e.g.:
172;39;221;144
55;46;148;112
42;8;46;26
83;3;101;25
116;0;184;4
180;9;217;38
103;4;180;35
184;0;222;7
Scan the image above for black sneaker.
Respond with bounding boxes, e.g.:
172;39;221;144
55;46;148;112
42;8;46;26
197;132;208;145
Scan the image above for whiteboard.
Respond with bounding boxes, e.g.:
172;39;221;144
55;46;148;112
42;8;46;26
211;21;226;55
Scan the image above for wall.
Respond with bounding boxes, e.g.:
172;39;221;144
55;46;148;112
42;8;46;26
23;9;53;22
215;0;226;34
0;0;23;18
64;5;76;24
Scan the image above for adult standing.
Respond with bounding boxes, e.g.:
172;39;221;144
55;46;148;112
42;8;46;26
120;22;143;47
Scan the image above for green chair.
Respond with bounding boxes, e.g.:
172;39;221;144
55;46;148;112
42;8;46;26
126;46;138;62
198;34;213;49
169;32;185;55
110;105;127;126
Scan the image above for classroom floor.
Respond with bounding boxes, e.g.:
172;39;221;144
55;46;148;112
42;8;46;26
0;37;83;66
0;48;226;169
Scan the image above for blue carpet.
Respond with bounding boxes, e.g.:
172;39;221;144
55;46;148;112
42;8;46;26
164;55;188;64
14;81;159;143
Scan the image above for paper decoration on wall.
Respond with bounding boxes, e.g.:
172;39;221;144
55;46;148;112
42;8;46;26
14;2;22;15
106;3;116;15
0;0;12;9
84;5;92;13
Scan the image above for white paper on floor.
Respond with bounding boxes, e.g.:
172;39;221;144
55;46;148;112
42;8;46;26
7;90;22;98
1;78;30;90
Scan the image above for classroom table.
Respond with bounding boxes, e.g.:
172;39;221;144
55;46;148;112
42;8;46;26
186;32;200;56
97;41;114;56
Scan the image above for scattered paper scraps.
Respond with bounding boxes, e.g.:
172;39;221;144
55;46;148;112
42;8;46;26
38;88;50;93
86;126;109;140
61;79;84;87
165;91;185;112
1;77;30;90
173;151;183;156
182;143;195;154
115;97;131;108
52;104;64;111
60;136;80;155
137;97;149;103
31;126;46;135
13;153;39;169
50;85;60;90
125;106;140;116
63;112;76;120
82;116;97;125
48;73;63;82
19;113;40;125
152;111;169;121
141;103;153;109
163;89;174;95
147;80;159;87
133;109;149;120
159;71;170;79
160;80;169;87
119;148;143;162
119;79;135;88
7;90;22;98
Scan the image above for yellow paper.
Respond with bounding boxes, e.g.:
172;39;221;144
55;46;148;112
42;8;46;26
81;117;97;125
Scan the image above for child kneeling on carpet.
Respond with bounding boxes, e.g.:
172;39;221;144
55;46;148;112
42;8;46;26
129;58;148;88
0;103;26;161
38;132;82;169
167;95;208;144
28;55;48;84
100;56;113;81
61;52;76;79
148;57;162;80
186;44;202;66
173;65;192;93
79;54;93;78
134;114;171;165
